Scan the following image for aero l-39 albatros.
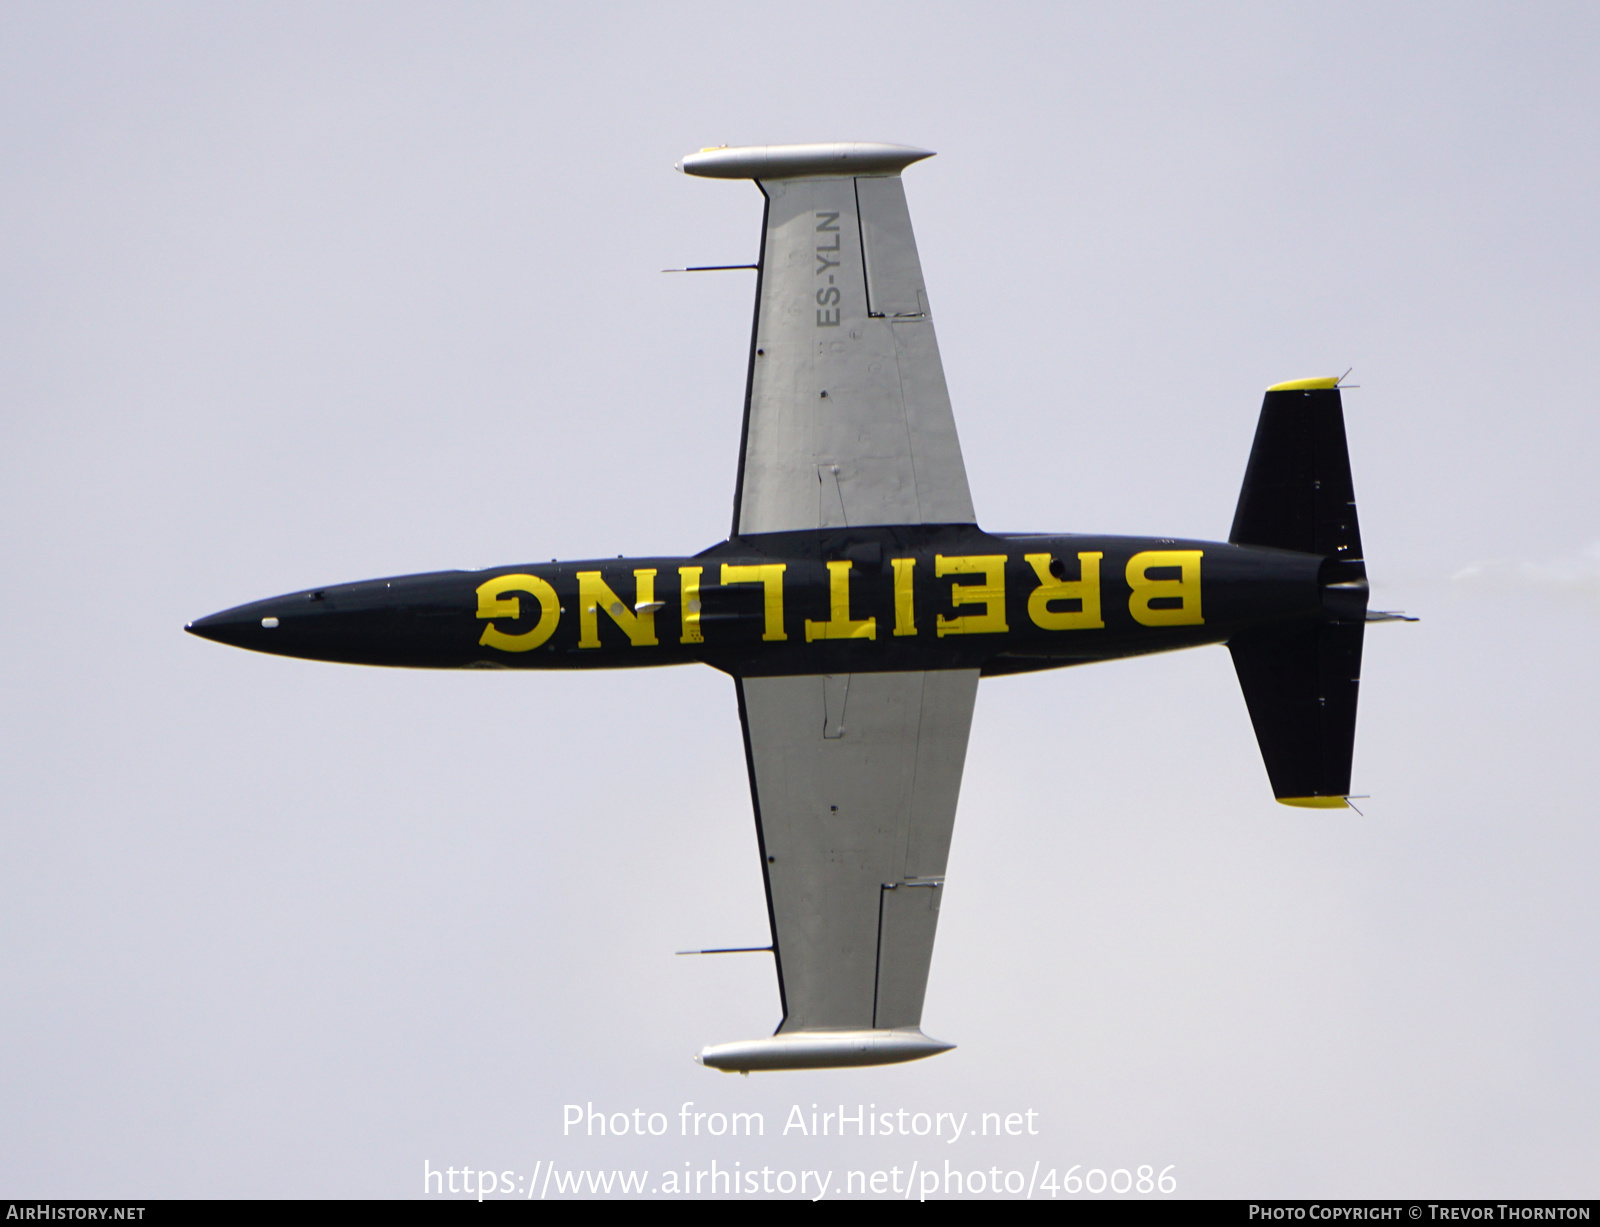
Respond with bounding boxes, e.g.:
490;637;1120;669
189;142;1409;1073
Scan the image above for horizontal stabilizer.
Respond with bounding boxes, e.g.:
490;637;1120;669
1229;621;1363;806
697;1028;954;1073
1231;381;1362;563
1228;378;1369;806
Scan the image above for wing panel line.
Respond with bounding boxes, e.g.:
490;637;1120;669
871;882;888;1029
855;177;879;320
733;673;788;1028
729;187;772;539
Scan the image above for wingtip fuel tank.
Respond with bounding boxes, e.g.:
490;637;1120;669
677;142;934;181
697;1029;955;1074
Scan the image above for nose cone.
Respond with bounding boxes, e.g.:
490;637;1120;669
185;574;473;667
185;601;293;653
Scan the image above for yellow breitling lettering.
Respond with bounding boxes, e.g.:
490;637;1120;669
476;573;561;652
1024;552;1105;630
805;561;877;642
678;565;704;644
892;557;917;636
576;569;660;648
1126;550;1204;626
934;554;1009;637
720;562;788;641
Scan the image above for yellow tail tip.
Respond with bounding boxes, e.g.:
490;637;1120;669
1277;795;1351;809
1267;376;1341;392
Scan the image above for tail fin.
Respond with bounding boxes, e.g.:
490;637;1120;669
1228;378;1366;808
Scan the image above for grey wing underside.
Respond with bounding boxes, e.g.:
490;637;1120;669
736;669;979;1032
734;173;975;535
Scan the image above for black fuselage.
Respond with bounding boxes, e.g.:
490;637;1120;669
187;526;1338;679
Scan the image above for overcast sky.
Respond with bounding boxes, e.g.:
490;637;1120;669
2;1;1596;1200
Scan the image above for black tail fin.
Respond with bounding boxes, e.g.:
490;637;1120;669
1228;378;1366;808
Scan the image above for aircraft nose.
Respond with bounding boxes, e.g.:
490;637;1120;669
187;578;466;666
185;605;283;649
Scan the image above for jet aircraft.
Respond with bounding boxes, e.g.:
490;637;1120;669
188;142;1405;1073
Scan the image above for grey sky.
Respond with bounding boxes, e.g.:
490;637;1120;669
2;1;1596;1198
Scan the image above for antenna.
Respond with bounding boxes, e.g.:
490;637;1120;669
674;945;773;956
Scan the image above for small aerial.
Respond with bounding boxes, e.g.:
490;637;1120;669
188;141;1405;1073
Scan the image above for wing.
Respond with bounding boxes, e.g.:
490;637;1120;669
698;668;978;1071
681;143;976;535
